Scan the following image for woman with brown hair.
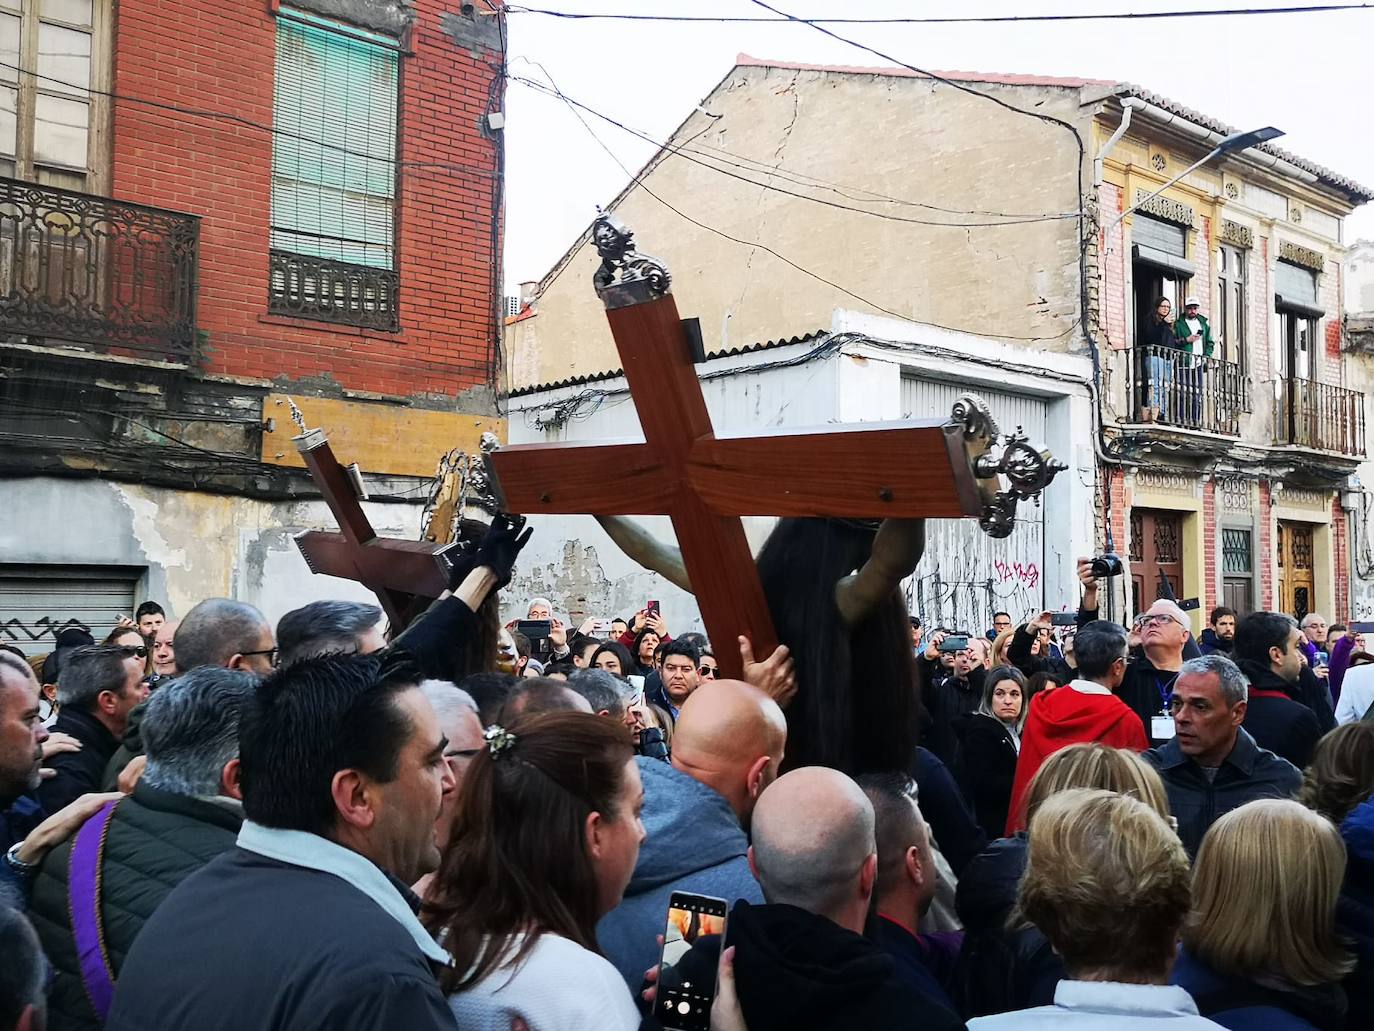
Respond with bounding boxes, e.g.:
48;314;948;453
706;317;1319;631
1300;722;1374;826
424;711;646;1031
1172;798;1353;1029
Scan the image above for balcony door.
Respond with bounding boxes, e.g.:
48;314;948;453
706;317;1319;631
1130;508;1184;614
1277;521;1315;621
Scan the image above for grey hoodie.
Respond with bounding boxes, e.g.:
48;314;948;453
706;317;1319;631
596;756;764;987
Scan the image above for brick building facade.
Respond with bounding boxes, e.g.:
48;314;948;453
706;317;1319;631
0;0;506;638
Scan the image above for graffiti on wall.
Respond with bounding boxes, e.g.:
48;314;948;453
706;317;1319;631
0;617;90;642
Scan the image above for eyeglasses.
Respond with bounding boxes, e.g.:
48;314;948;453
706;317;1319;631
239;647;279;666
698;665;718;677
118;645;148;659
1137;614;1182;629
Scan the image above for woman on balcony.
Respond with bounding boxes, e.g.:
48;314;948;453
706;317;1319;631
1141;296;1180;423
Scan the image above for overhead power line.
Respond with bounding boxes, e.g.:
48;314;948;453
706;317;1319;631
515;70;1080;343
507;3;1373;24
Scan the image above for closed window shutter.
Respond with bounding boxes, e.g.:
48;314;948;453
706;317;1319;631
270;15;397;270
1276;260;1318;308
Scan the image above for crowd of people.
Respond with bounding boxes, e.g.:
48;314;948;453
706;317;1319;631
1;519;1373;1030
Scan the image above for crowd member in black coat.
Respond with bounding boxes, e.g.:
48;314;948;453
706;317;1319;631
29;667;255;1031
106;516;531;1031
1339;795;1374;1029
727;767;964;1031
37;645;148;814
1232;611;1324;769
911;747;986;879
950;742;1171;1019
959;666;1028;839
1199;606;1236;656
919;631;985;770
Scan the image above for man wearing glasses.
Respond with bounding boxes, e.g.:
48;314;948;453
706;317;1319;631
1121;600;1194;745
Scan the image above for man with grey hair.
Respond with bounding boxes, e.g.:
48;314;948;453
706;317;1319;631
414;680;483;896
567;667;629;720
1232;611;1323;768
28;667;256;1028
37;646;149;813
0;906;45;1031
276;600;386;668
725;767;963;1031
1143;653;1301;856
174;598;277;675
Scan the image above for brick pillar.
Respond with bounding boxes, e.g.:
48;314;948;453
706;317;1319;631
1203;479;1217;612
1259;480;1275;611
1335;495;1350;620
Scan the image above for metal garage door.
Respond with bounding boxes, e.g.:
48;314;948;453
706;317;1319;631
900;376;1048;635
0;565;140;649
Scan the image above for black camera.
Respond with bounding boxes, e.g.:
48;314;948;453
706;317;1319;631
1089;553;1123;578
637;726;670;763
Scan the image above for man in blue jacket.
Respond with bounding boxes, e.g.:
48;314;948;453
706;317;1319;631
597;678;787;986
1143;654;1301;857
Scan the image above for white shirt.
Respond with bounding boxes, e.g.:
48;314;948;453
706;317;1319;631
1184;317;1204;355
1069;679;1112;696
448;933;641;1031
968;980;1225;1029
1336;663;1374;724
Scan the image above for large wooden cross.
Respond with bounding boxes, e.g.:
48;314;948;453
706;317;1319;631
487;215;1063;679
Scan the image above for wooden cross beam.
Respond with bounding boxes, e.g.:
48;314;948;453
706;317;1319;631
487;215;1063;680
290;414;458;629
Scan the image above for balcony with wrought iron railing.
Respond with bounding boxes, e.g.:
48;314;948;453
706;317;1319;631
0;176;200;363
267;249;399;332
1129;344;1250;436
1273;378;1366;457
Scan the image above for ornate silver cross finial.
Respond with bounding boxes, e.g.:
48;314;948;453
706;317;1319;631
950;393;1068;539
287;397;307;434
591;211;672;309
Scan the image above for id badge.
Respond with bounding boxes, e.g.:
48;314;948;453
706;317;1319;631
1151;714;1176;741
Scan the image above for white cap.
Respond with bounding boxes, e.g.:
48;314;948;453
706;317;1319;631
1184;296;1201;307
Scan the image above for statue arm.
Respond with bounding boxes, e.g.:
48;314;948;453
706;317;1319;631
595;516;693;594
834;519;925;626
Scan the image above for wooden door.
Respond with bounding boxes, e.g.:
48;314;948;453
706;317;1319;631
1221;527;1255;615
1130;508;1184;613
1277;521;1315;620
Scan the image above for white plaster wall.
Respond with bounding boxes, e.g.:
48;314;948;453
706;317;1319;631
0;477;425;631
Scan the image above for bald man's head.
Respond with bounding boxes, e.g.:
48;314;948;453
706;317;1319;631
671;679;787;826
749;767;876;932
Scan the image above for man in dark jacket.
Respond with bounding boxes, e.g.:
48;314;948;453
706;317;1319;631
597;679;786;986
1143;655;1301;856
37;646;147;814
1199;606;1236;655
1;651;50;908
106;652;460;1031
1232;611;1323;769
919;632;985;769
29;667;256;1030
728;767;962;1031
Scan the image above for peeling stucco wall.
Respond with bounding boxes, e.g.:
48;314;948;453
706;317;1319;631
0;477;424;628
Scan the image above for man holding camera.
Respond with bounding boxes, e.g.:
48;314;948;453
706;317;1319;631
919;631;985;768
1076;558;1192;744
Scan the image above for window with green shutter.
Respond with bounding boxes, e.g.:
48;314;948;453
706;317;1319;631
267;10;400;331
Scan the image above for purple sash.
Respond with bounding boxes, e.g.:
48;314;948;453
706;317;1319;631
69;799;119;1023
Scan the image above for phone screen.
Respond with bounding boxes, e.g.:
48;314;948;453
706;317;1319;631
654;892;728;1031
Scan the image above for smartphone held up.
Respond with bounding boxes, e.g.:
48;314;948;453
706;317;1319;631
655;892;728;1031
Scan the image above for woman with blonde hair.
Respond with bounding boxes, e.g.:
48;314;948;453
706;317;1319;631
968;789;1202;1027
952;745;1173;1018
1172;798;1352;1029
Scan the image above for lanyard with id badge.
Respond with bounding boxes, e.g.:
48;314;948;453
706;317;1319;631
1152;671;1178;740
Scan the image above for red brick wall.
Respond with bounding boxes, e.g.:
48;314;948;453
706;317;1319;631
109;0;501;400
1202;479;1217;612
1259;479;1274;611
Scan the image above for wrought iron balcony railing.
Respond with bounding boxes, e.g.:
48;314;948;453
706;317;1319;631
1130;344;1249;436
1274;378;1366;457
0;176;199;362
268;249;399;332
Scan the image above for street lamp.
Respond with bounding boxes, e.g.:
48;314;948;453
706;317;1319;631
1106;125;1285;234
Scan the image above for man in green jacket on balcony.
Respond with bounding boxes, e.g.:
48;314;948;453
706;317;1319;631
1174;295;1215;357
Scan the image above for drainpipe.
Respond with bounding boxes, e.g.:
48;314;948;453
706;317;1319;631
1094;96;1143;187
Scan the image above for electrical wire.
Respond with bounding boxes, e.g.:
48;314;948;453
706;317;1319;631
513;72;1080;342
512;74;1078;228
507;3;1374;24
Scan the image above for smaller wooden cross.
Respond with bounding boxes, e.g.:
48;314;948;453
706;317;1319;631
289;400;460;629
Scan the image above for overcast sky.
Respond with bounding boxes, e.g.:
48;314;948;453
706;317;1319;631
500;0;1374;294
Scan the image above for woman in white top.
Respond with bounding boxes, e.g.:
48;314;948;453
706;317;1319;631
424;711;646;1031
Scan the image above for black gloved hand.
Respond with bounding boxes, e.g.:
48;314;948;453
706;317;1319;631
472;512;533;590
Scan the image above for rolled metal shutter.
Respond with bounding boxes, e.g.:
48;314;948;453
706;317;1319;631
0;564;139;649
